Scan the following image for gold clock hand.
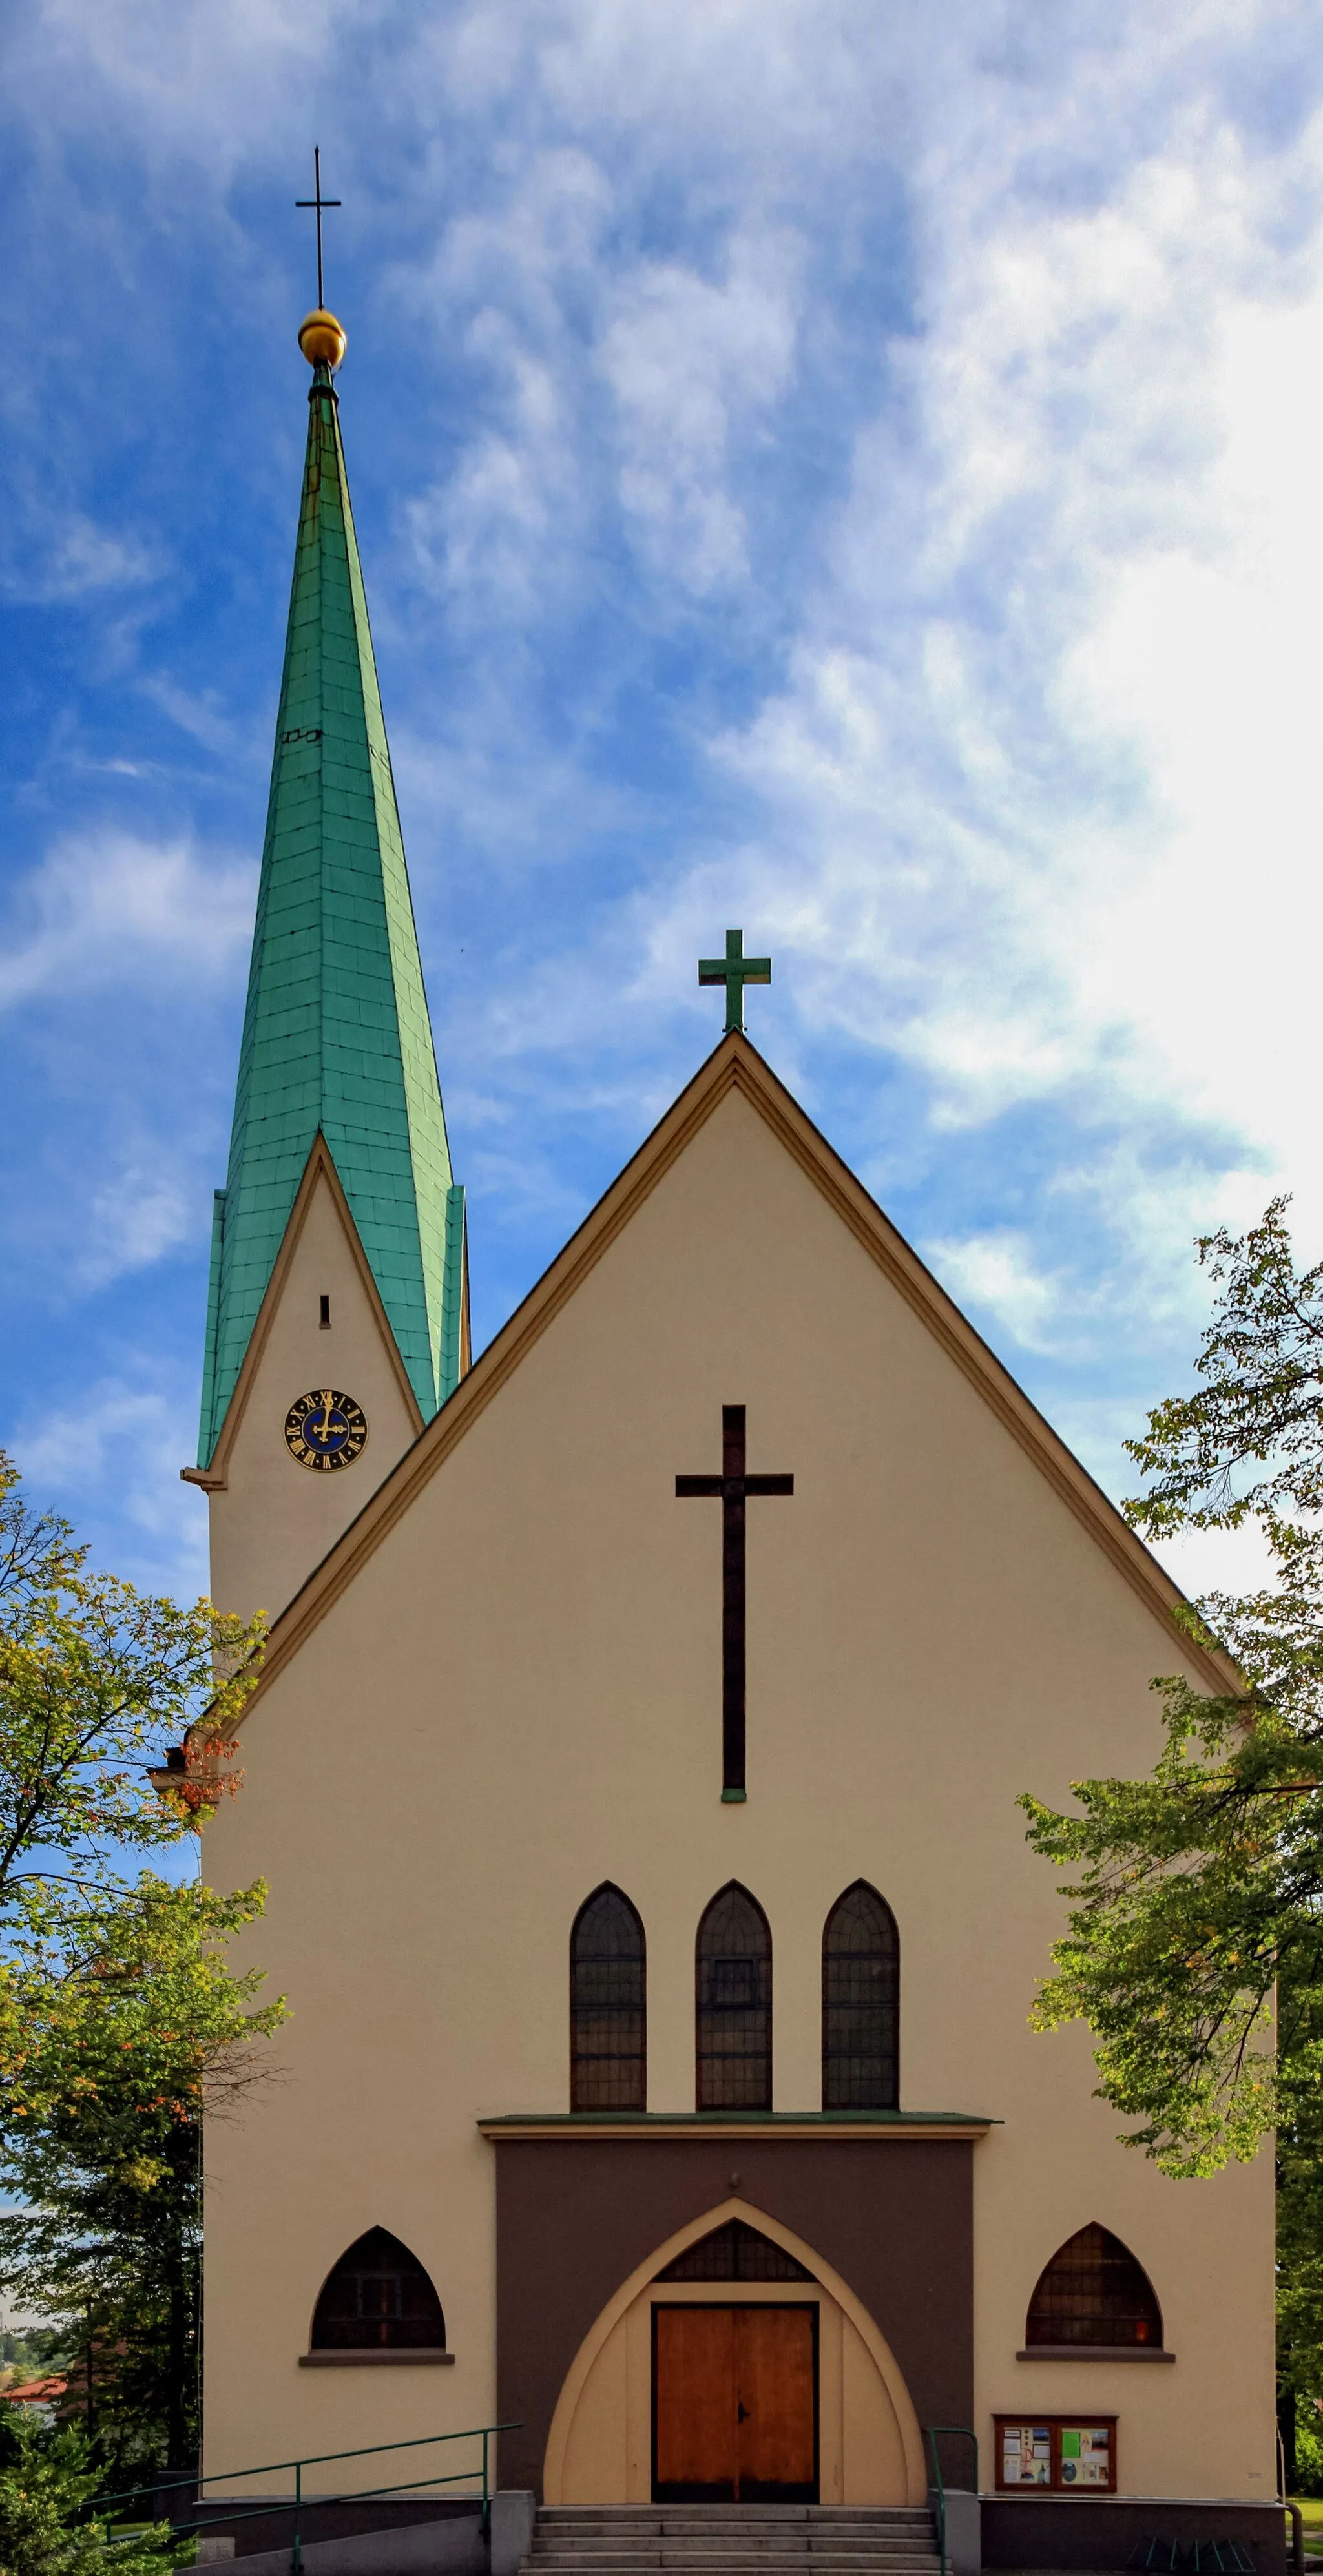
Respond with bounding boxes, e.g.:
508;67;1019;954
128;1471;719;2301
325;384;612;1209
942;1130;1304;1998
311;1394;336;1444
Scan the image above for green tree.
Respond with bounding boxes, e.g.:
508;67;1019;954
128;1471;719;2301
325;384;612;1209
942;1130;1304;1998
0;1875;284;2478
0;2332;70;2387
0;1450;262;1907
0;2403;174;2576
1019;1200;1323;2472
0;1451;277;2477
1023;1200;1323;2175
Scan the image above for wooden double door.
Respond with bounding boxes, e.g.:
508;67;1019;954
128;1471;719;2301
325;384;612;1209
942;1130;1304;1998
652;2304;818;2502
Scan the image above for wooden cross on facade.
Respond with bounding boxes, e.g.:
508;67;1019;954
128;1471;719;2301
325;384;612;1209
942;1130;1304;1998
677;1406;793;1799
699;930;771;1035
297;147;342;311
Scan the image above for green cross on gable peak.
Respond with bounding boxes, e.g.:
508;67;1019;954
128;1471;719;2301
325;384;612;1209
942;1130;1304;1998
699;929;772;1035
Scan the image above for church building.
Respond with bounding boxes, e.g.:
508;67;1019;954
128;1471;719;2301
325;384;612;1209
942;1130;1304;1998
188;306;1278;2572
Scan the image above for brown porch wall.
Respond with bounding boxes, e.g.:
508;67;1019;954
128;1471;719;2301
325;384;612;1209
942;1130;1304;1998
981;2498;1286;2575
489;2137;974;2498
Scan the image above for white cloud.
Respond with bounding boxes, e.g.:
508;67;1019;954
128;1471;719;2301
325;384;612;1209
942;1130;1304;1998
0;833;253;1014
13;1375;207;1599
1151;1516;1281;1608
405;328;568;618
139;676;241;753
1046;282;1323;1191
2;0;352;161
78;1158;198;1290
1;510;160;605
924;1229;1064;1353
398;151;609;624
672;67;1323;1262
599;230;803;592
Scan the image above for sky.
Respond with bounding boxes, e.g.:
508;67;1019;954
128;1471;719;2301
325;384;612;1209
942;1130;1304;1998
3;0;1322;1614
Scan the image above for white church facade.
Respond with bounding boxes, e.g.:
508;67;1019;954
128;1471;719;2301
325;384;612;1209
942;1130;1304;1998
187;310;1278;2573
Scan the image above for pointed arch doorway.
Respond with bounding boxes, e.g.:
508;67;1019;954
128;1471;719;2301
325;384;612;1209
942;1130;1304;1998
543;2199;926;2508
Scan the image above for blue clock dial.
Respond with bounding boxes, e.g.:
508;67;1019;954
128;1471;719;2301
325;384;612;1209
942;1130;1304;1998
284;1388;368;1472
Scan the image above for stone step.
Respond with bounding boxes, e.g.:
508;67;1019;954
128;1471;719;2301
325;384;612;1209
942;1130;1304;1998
521;2555;941;2572
529;2528;934;2540
528;2540;937;2555
528;2543;937;2555
525;2535;937;2555
521;2560;941;2576
530;2524;933;2539
523;2552;941;2562
525;2545;937;2566
530;2540;937;2553
524;2501;940;2576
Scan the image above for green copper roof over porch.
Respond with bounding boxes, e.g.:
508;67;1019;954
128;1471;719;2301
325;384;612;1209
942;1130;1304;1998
198;359;462;1467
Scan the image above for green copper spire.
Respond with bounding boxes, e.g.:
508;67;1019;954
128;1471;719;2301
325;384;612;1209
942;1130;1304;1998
198;338;463;1467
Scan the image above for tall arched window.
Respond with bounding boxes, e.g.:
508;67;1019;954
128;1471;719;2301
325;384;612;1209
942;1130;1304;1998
570;1884;646;2110
696;1882;771;2110
822;1880;899;2110
1025;2223;1163;2349
309;2228;445;2351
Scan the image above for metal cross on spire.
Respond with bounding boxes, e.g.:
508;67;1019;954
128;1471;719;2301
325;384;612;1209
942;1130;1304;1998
699;928;771;1035
297;146;341;311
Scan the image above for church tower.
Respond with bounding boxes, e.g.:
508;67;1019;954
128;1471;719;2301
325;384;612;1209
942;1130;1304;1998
185;307;467;1624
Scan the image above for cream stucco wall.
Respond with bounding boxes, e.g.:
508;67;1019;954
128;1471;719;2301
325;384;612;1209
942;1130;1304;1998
201;1083;1275;2502
205;1166;421;1628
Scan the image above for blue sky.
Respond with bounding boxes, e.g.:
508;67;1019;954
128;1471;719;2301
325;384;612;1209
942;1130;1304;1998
3;0;1322;1613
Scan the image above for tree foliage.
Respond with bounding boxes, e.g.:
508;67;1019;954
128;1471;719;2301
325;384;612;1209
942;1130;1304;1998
0;1451;262;1896
0;1451;280;2475
1023;1198;1323;2176
0;2405;173;2576
0;1875;284;2477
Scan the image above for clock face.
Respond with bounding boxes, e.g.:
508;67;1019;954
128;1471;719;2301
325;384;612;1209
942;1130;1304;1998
284;1389;368;1473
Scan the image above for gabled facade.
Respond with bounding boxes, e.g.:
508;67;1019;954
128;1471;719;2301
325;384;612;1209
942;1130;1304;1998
199;1032;1275;2562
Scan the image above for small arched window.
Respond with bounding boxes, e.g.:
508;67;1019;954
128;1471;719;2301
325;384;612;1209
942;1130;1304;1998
822;1880;899;2110
696;1882;771;2111
309;2228;445;2351
659;2219;813;2282
1025;2223;1163;2349
570;1884;646;2110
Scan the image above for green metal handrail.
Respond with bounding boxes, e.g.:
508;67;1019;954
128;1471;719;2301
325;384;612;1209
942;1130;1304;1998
924;2426;980;2576
87;2421;520;2574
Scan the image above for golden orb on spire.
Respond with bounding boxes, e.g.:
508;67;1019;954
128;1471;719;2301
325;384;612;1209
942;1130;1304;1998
298;308;346;370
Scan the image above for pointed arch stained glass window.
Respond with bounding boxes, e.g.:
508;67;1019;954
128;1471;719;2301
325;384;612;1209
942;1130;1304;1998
658;2220;813;2282
822;1881;899;2110
696;1882;771;2111
570;1884;646;2111
309;2228;444;2350
1025;2223;1163;2348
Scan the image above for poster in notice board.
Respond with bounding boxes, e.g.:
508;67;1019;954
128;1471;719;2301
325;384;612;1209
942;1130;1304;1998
994;2416;1116;2493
